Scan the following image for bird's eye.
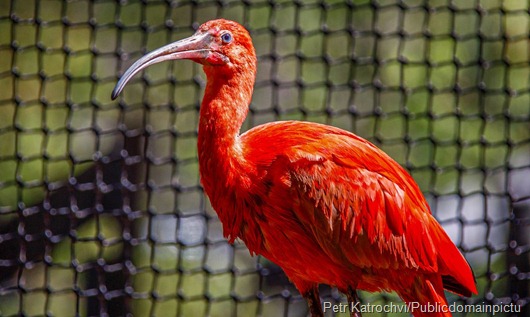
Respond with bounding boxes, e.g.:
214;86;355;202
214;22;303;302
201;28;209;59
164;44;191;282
221;32;233;44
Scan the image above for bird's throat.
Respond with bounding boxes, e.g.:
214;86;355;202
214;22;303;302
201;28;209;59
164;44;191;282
198;68;254;150
197;66;255;204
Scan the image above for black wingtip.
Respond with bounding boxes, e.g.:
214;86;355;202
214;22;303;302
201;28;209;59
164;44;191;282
442;274;475;297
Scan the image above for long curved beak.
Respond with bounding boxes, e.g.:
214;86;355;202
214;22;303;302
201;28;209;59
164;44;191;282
111;32;212;100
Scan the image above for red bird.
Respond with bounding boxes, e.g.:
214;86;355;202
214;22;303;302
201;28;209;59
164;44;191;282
112;19;477;317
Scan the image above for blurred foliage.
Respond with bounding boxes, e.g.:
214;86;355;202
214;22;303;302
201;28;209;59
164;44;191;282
0;0;529;316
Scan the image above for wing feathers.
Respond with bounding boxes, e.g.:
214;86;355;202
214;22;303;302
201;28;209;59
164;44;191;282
242;121;476;295
289;158;432;270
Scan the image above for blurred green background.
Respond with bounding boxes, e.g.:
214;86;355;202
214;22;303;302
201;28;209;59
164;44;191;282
0;0;528;316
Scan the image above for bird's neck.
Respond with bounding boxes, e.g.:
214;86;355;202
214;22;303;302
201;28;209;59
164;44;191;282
197;66;257;243
197;66;255;202
199;69;253;148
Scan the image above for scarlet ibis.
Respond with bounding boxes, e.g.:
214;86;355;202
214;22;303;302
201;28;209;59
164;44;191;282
112;19;477;317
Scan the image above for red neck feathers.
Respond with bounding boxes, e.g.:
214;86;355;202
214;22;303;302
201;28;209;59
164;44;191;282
197;39;257;241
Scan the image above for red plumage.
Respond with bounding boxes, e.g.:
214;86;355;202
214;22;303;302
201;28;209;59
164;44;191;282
112;19;477;317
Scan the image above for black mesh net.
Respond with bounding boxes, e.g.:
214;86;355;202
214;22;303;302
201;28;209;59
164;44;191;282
0;0;529;316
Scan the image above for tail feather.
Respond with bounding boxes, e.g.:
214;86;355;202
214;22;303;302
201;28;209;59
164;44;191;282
401;277;452;317
435;224;478;297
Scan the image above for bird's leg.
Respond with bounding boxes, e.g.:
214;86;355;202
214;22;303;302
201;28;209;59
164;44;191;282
303;284;323;317
347;288;362;317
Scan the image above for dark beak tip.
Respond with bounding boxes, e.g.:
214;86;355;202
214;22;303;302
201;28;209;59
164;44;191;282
111;88;120;100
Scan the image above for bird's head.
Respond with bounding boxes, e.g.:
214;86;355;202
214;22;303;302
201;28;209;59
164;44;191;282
111;19;256;100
